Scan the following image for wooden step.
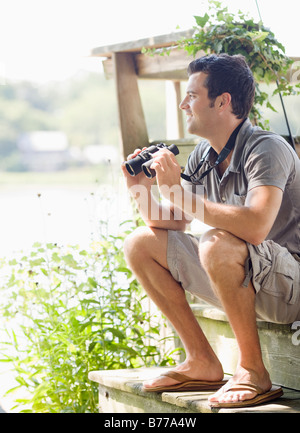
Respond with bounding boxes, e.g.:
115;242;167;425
88;367;300;413
89;303;300;413
189;303;300;391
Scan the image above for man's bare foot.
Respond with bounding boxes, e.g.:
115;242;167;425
208;365;272;405
142;357;224;390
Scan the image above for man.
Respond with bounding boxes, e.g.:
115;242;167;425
121;54;300;408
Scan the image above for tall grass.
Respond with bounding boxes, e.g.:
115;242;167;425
0;221;180;412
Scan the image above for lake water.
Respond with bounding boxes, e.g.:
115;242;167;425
0;181;134;258
0;180;209;258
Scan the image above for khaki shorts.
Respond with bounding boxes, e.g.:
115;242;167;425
167;230;300;324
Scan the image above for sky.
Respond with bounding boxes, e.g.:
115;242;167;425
0;0;299;83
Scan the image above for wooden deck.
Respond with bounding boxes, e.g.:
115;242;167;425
89;304;300;413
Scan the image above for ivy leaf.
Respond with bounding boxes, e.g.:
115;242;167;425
194;13;209;28
249;31;269;43
29;258;45;267
214;41;223;54
266;101;277;112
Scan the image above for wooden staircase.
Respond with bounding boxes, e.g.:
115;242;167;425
89;303;300;413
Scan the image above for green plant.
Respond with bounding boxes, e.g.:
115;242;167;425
0;221;180;413
178;0;300;127
143;1;299;129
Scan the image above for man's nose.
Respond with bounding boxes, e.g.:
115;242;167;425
179;96;189;110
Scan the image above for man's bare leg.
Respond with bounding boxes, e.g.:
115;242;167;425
199;229;272;404
124;226;224;388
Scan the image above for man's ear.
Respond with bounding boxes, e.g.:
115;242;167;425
217;92;231;111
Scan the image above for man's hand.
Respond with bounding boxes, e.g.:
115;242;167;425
121;148;156;193
121;147;189;231
150;148;182;192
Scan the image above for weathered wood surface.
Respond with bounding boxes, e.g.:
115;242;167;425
89;367;300;413
103;47;205;80
190;304;300;390
113;52;149;158
91;30;194;58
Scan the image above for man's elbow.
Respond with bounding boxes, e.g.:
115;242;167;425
176;220;189;232
248;236;264;246
246;228;269;246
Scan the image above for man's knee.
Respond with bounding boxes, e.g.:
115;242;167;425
124;226;152;264
199;229;248;275
124;226;168;268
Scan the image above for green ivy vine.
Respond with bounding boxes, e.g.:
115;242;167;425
178;0;299;128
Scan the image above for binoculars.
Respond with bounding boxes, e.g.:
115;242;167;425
124;143;179;179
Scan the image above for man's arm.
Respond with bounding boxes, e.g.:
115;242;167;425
152;148;283;245
121;149;191;231
200;185;283;245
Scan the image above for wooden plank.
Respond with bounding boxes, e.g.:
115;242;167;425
166;81;184;139
173;81;184;139
136;47;204;79
191;304;300;391
103;48;300;82
90;29;195;58
103;56;188;81
89;368;300;413
113;52;149;158
102;58;113;80
103;48;204;80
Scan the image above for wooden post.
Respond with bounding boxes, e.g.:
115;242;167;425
113;52;149;158
166;80;184;140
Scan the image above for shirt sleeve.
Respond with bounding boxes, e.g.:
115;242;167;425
244;137;295;192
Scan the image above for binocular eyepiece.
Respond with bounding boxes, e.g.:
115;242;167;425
124;143;179;179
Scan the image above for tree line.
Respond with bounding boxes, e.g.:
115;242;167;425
0;72;166;171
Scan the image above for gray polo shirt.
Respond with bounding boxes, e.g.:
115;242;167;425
183;118;300;254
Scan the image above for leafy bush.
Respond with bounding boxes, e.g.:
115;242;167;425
0;222;178;412
143;0;299;129
178;0;300;127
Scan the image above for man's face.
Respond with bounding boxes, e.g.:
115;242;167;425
179;72;216;137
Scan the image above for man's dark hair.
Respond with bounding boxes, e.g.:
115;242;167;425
187;54;255;119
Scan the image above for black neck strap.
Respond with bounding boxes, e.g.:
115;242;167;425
181;119;246;182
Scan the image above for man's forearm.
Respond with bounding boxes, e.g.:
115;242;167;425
129;184;189;231
169;185;278;245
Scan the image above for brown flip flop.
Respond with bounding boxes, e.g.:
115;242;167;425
209;382;284;408
142;370;227;392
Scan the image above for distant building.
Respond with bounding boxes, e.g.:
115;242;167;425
17;131;70;171
82;144;119;165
